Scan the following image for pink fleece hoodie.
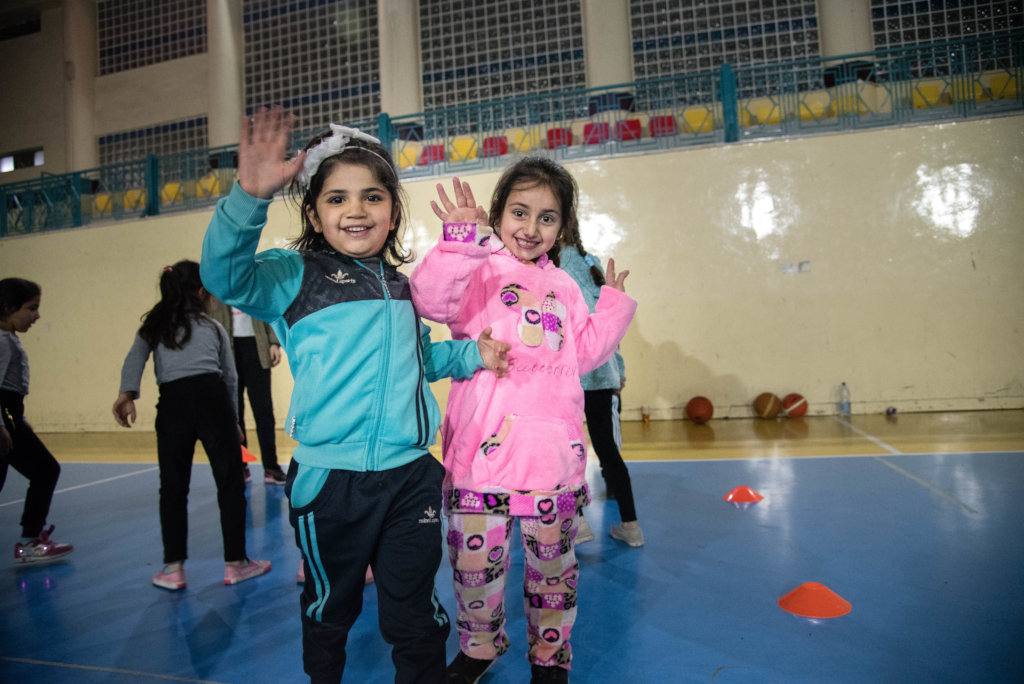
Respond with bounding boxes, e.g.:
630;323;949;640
411;230;637;516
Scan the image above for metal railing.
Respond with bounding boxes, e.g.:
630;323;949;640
2;31;1020;237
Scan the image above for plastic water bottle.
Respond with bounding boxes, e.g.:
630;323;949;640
837;382;851;417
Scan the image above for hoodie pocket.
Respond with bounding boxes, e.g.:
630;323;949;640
471;415;583;491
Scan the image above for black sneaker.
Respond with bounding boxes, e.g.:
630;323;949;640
447;652;495;684
263;467;286;485
530;665;569;683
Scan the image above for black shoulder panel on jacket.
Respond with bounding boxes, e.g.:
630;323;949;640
283;253;412;327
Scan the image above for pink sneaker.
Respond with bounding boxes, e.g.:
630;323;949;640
224;558;271;585
153;565;187;590
14;525;73;564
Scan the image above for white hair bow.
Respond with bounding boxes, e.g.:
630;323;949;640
297;124;382;188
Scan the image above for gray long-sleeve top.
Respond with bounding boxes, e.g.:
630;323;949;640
0;329;30;395
118;314;238;417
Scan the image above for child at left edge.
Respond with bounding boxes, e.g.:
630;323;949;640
200;106;510;684
1;278;74;564
410;165;637;683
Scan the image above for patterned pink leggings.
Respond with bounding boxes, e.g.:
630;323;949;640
446;511;581;668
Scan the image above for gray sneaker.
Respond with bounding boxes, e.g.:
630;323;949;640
609;522;645;547
575;516;595;544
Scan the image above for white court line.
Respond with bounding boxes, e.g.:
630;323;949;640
833;415;901;454
0;656;227;683
837;416;979;514
0;466;157;508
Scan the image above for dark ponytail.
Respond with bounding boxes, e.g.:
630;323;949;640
138;260;207;350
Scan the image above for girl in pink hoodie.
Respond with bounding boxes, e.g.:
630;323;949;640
410;158;637;684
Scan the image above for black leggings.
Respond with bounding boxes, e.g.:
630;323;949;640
1;390;61;538
234;337;278;470
583;388;637;522
155;373;247;564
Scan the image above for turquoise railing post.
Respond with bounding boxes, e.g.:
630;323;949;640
145;154;160;216
720;63;739;143
70;172;83;227
377;112;393;150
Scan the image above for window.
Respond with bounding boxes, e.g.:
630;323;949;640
0;148;44;174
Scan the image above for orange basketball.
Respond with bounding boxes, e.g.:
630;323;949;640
782;393;808;418
753;392;782;419
685;396;714;424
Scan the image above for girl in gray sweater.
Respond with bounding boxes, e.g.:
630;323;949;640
113;260;270;590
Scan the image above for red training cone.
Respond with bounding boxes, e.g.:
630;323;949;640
778;582;852;618
241;445;257;463
723;486;764;503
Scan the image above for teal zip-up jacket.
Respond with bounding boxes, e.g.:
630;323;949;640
201;182;483;472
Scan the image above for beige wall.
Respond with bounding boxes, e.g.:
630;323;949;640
2;115;1022;431
0;6;68;183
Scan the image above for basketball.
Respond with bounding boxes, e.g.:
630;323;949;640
685;396;714;424
753;392;782;418
782;393;808;418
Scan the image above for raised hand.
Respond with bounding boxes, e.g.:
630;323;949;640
431;177;489;225
477;327;511;378
237;106;306;200
605;257;630;292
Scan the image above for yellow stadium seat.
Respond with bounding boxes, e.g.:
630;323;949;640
394;141;421;168
682;107;713;133
748;98;780;125
833;94;869;115
953;80;989;103
989;73;1018;100
93;194;112;215
911;84;950;109
123;189;146;211
196;174;221;198
508;127;541;153
799;100;829;120
161;182;184;203
449;136;478;162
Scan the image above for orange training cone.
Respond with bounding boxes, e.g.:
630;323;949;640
778;582;852;618
241;445;257;463
723;486;764;503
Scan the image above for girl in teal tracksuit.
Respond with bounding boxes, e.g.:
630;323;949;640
200;107;509;684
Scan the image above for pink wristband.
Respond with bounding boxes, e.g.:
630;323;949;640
443;222;477;243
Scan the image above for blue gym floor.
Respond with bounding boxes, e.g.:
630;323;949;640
2;412;1023;683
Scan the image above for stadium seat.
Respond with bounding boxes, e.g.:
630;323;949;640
912;84;948;109
547;127;573;149
394;141;421;168
123;189;146;211
798;94;832;121
196;173;221;198
682;108;713;133
583;122;610;145
482;136;508;157
93;193;112;215
649;115;678;137
989;73;1018;100
449;136;478;162
615;119;642;141
752;101;781;125
161;182;184;204
953;80;989;103
417;144;445;166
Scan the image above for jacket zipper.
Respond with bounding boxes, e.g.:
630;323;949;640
355;258;391;470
